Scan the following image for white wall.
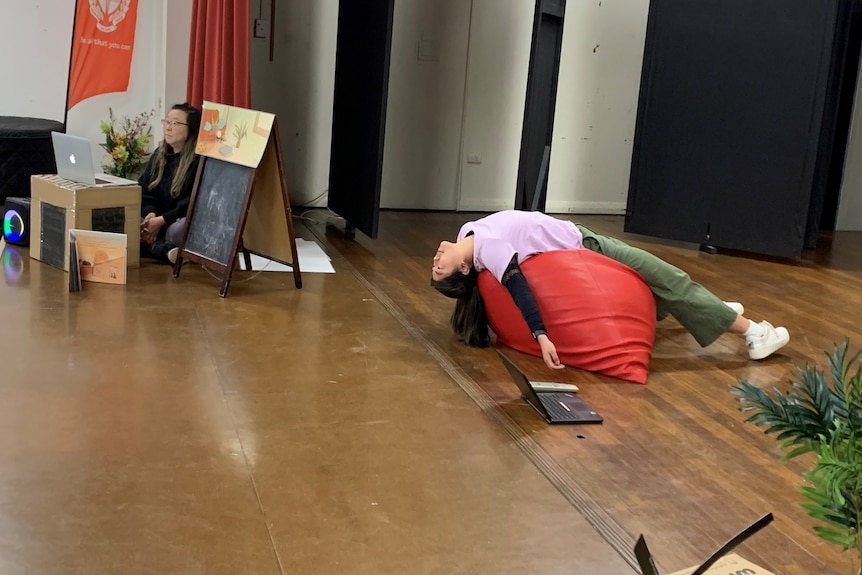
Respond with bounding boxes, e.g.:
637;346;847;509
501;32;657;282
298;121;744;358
547;0;649;214
249;0;338;208
456;0;534;212
380;0;471;210
2;0;648;214
379;0;649;214
0;1;191;173
0;2;76;122
162;0;194;112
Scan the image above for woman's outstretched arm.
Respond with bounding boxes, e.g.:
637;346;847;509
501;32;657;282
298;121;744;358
501;256;563;370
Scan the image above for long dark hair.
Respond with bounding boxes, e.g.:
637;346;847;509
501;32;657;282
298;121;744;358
431;267;489;347
148;102;201;198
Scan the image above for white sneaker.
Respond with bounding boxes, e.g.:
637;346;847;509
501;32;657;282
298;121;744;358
746;321;789;360
168;247;179;265
724;301;744;315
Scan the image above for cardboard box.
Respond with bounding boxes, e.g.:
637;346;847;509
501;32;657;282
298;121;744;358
636;513;774;575
29;175;141;271
669;553;774;575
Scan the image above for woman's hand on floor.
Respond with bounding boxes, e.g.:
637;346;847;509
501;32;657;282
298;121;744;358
537;334;564;370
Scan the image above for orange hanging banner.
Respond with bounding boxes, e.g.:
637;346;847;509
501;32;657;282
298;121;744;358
67;0;140;110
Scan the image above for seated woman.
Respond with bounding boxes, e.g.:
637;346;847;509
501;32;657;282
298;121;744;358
139;102;201;264
430;210;790;370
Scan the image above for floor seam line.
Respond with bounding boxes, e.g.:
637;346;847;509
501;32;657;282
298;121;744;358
193;293;288;575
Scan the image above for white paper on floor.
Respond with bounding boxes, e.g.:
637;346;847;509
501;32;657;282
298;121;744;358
238;238;335;273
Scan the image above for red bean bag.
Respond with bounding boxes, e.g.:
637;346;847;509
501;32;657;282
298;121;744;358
478;249;656;384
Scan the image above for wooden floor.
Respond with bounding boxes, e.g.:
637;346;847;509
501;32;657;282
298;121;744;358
0;218;632;575
305;209;862;575
1;208;860;574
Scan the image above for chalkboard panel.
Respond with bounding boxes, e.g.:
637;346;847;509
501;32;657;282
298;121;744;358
92;207;125;234
40;202;66;269
183;158;253;265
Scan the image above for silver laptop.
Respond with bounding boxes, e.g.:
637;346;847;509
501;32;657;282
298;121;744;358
51;132;136;186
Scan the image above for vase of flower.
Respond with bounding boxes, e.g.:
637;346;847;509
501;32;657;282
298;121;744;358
99;108;155;180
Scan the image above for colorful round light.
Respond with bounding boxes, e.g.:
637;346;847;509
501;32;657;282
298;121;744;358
2;208;25;243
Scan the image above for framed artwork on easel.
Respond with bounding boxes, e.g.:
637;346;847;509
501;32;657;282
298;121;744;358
173;101;302;297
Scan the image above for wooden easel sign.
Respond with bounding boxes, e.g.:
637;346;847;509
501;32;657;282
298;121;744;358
173;102;302;297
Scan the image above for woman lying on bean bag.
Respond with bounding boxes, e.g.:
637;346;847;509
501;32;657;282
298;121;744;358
429;210;789;381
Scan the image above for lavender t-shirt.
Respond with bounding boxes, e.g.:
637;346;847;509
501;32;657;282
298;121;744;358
457;210;584;282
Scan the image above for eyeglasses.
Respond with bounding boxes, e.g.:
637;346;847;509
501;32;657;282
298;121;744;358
161;119;188;128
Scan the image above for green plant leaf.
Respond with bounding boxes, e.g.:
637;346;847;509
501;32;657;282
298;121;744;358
730;339;862;559
812;525;852;549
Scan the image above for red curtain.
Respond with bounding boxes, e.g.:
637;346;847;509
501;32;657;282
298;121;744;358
186;0;251;109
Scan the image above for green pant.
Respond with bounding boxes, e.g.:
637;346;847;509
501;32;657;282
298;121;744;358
577;225;737;347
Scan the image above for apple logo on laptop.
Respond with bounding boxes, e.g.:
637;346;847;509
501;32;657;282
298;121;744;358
69;154;77;165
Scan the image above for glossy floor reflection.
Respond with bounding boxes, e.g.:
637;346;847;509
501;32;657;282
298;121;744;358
0;236;632;574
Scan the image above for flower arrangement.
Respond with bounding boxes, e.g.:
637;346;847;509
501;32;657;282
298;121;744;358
99;108;155;179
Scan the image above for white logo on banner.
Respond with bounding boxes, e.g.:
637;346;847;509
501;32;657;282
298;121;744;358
89;0;131;33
